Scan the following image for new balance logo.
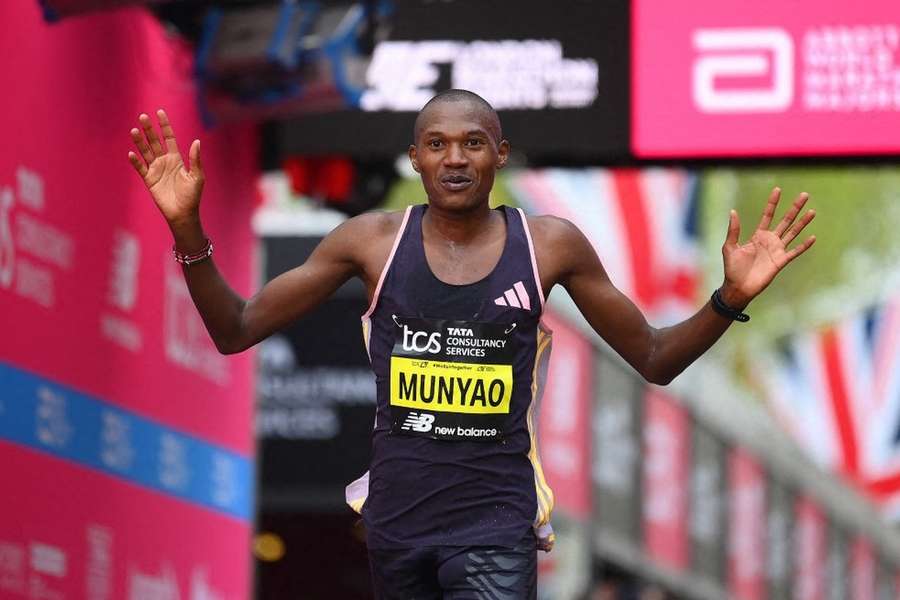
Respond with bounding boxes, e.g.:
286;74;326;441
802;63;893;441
401;412;435;433
494;281;531;310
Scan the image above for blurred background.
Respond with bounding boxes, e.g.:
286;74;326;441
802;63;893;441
2;0;900;598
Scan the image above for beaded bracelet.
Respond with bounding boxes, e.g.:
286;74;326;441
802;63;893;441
173;239;213;266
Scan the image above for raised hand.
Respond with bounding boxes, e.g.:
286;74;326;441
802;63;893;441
720;188;817;308
127;110;204;230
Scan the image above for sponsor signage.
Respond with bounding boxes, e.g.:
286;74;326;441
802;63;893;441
689;422;727;586
728;448;767;600
537;311;593;520
766;479;795;600
258;236;375;500
0;6;257;454
0;441;248;599
0;3;257;598
633;0;900;157
642;389;690;571
826;525;849;600
274;0;629;160
795;496;828;600
850;537;877;600
592;355;643;547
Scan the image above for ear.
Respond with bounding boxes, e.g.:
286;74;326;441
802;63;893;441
408;144;420;173
496;139;510;170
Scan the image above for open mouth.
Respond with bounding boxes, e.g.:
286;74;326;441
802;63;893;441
440;174;473;192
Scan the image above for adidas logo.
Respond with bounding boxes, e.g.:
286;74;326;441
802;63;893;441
494;281;531;310
400;411;435;433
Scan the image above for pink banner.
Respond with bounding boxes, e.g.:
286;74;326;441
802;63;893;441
537;311;592;519
851;536;877;600
728;448;767;600
0;3;258;598
633;0;900;157
0;441;250;600
794;496;827;600
0;2;257;454
642;388;690;571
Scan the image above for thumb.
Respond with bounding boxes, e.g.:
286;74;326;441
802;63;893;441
189;139;204;180
724;209;740;248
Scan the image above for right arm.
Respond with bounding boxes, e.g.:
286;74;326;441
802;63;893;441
170;215;371;354
127;109;386;354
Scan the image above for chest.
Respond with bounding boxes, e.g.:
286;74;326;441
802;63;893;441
422;235;506;286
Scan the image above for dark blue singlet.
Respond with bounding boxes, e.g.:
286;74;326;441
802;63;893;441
346;204;555;550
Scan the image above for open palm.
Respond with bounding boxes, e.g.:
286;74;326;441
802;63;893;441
127;110;204;227
722;188;816;306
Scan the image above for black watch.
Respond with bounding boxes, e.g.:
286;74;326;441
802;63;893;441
710;288;750;322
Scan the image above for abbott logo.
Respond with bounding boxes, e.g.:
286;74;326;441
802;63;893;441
692;28;794;113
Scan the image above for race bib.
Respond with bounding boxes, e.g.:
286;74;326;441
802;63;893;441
389;316;516;441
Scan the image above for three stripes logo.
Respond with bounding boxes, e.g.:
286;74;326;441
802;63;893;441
400;411;435;433
494;281;531;311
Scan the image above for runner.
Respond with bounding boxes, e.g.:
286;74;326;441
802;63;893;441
127;89;816;598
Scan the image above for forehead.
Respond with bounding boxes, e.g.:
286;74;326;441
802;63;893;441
416;101;496;137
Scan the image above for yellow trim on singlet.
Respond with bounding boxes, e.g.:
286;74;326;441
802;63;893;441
361;317;372;359
527;327;555;527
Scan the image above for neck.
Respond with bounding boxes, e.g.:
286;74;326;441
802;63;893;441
423;201;496;244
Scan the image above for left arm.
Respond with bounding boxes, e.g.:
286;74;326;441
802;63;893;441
534;188;816;385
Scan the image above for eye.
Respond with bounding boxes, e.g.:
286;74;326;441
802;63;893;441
465;139;485;147
427;139;443;149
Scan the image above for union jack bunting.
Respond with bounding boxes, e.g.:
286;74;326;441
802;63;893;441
508;168;700;325
761;297;900;518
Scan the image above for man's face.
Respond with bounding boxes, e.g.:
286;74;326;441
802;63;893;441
408;102;509;213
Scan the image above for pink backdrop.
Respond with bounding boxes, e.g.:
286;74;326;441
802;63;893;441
642;389;690;571
1;2;258;453
728;448;766;600
538;311;593;520
794;496;827;600
633;0;900;157
0;3;258;598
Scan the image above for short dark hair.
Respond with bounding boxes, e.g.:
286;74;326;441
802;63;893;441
413;89;502;144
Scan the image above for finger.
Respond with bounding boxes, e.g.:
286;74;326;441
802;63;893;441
784;235;817;263
781;208;815;246
725;209;741;247
156;109;180;155
139;113;165;157
774;192;809;237
188;139;203;180
757;187;781;231
130;127;154;166
127;152;148;178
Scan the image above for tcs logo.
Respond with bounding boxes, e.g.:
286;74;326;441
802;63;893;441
692;27;794;113
402;325;442;354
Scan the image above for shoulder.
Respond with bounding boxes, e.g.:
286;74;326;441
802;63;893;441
523;213;588;251
322;208;411;279
326;208;409;252
522;213;599;288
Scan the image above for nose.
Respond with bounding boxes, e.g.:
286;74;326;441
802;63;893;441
443;142;468;167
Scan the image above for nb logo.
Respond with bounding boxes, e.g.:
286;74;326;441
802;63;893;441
692;27;794;113
401;412;435;433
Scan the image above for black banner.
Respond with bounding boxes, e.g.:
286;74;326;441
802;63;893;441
257;236;375;508
271;0;630;163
